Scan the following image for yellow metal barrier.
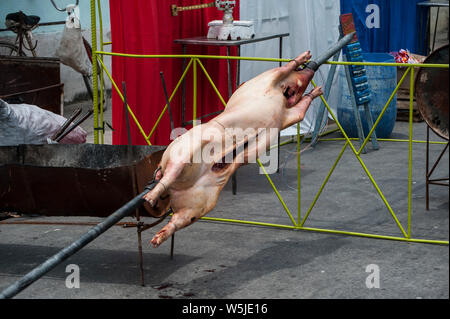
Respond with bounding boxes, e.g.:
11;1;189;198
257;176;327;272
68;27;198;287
90;0;99;144
91;0;448;245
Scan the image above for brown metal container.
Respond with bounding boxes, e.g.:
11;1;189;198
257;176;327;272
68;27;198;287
0;144;166;218
0;56;63;115
415;44;449;140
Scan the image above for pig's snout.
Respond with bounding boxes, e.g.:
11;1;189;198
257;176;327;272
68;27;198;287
283;86;297;100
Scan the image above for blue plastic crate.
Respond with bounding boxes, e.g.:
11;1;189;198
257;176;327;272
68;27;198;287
355;88;371;99
352;69;366;77
346;42;361;52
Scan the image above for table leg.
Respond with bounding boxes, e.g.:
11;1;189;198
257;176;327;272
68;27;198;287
227;46;238;195
426;125;430;211
181;44;186;127
236;46;241;89
233;46;242;195
226;46;233;98
277;36;283;173
170;234;175;260
432;7;440;52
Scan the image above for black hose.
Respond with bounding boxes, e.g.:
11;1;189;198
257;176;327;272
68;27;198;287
122;81;132;146
51;107;82;141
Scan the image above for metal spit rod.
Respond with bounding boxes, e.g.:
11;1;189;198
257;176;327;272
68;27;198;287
0;182;157;299
306;31;356;71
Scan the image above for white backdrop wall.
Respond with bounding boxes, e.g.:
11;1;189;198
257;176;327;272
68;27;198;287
239;0;344;136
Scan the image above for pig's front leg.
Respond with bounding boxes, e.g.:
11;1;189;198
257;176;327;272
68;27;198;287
150;208;199;247
282;86;323;129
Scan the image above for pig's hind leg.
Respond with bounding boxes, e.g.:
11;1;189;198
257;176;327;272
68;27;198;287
150;208;200;247
142;160;185;215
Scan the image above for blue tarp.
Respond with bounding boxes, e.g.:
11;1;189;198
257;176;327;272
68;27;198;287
340;0;427;54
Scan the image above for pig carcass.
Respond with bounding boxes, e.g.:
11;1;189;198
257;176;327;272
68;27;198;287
143;51;323;247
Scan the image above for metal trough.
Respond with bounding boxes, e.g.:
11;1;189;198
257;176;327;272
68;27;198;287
0;144;166;217
415;44;449;140
0;56;63;115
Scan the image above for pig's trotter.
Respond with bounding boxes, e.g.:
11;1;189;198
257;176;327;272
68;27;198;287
309;86;323;98
143;161;185;207
151;210;199;247
151;222;176;247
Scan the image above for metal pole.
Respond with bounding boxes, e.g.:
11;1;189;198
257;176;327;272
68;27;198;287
160;72;175;131
426;125;430;210
97;0;105;144
277;36;283;173
306;32;356;71
55;110;94;143
147;58;194;141
137;225;145;286
90;0;99;144
432;7;440;52
311;49;341;147
121;82;144;285
51;107;82;141
94;51;448;68
96;57;150;144
232;45;241;194
0;183;156;299
362;101;379;150
408;67;414;238
311;79;408;238
122;82;132;146
226;46;232;100
170;234;175;260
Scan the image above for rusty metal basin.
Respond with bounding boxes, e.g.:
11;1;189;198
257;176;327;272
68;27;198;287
0;56;63;115
0;144;166;218
415;44;449;140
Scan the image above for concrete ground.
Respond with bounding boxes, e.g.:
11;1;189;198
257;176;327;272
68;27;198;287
0;101;448;299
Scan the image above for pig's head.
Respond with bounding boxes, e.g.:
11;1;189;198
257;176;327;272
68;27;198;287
279;67;315;108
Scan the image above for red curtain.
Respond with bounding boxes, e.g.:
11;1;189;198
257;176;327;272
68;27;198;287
109;0;239;145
